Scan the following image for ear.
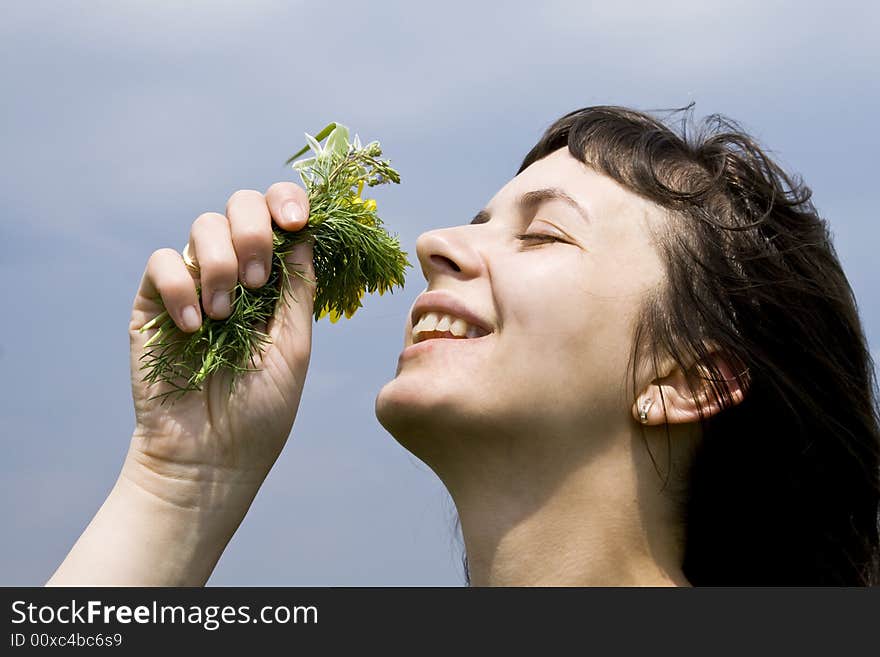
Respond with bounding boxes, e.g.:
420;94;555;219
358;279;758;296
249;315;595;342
631;348;749;425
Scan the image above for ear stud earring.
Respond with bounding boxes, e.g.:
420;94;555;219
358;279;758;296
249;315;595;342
638;397;654;424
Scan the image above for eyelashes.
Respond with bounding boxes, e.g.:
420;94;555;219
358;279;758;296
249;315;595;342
515;233;566;244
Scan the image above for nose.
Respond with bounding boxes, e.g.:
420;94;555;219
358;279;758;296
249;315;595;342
415;226;483;282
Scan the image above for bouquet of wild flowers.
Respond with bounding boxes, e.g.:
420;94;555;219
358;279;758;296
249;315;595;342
138;122;409;404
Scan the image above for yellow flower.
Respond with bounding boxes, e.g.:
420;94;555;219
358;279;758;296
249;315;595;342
349;181;367;207
344;288;367;319
318;305;343;323
363;199;377;213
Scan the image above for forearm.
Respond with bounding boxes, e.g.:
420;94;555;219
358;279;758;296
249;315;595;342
47;445;262;587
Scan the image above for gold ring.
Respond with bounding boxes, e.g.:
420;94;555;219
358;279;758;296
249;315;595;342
181;242;200;274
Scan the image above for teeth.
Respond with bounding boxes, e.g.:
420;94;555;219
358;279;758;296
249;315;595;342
449;318;467;337
411;312;488;343
413;312;440;334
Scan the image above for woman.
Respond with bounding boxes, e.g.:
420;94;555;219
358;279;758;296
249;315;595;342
48;106;880;586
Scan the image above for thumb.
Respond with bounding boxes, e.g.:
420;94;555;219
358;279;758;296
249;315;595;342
267;238;316;371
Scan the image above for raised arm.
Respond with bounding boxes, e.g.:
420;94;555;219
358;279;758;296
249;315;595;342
49;183;315;586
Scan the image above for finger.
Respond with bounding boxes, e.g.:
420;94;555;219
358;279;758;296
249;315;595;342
133;248;202;334
265;181;310;231
190;212;238;319
226;189;274;289
268;238;317;371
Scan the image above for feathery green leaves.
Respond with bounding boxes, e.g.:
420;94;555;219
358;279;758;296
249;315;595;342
138;122;409;404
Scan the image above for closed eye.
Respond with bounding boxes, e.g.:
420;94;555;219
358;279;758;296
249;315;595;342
516;233;566;244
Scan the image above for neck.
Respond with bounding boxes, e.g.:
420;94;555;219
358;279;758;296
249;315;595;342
431;424;691;587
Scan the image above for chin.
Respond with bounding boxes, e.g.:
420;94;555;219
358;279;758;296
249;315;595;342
375;376;442;440
374;375;480;459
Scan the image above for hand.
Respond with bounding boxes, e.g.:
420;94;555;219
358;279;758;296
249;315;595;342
128;183;315;490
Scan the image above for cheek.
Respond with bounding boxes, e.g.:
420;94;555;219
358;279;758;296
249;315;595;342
505;256;637;352
498;267;644;407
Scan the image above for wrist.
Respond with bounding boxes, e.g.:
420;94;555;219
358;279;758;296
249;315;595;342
120;444;267;517
113;469;252;585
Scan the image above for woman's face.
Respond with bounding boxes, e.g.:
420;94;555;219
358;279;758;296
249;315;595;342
375;147;668;454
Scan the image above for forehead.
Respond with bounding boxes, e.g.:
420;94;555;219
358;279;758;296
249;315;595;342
488;147;657;225
489;148;596;207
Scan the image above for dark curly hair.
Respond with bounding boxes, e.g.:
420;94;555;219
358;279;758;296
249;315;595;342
468;104;880;585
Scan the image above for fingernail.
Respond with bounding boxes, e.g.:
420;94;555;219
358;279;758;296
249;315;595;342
245;260;265;287
282;201;305;226
181;305;201;331
212;291;231;316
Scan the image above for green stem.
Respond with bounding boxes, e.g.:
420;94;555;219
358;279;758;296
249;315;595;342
140;310;169;333
194;331;227;386
143;328;164;349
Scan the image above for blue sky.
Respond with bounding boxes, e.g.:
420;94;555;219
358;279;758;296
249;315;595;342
1;0;877;585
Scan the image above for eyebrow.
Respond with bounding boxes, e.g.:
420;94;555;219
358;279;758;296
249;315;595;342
470;187;591;225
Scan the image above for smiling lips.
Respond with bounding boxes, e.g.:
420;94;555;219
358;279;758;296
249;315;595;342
411;311;490;344
409;290;494;347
